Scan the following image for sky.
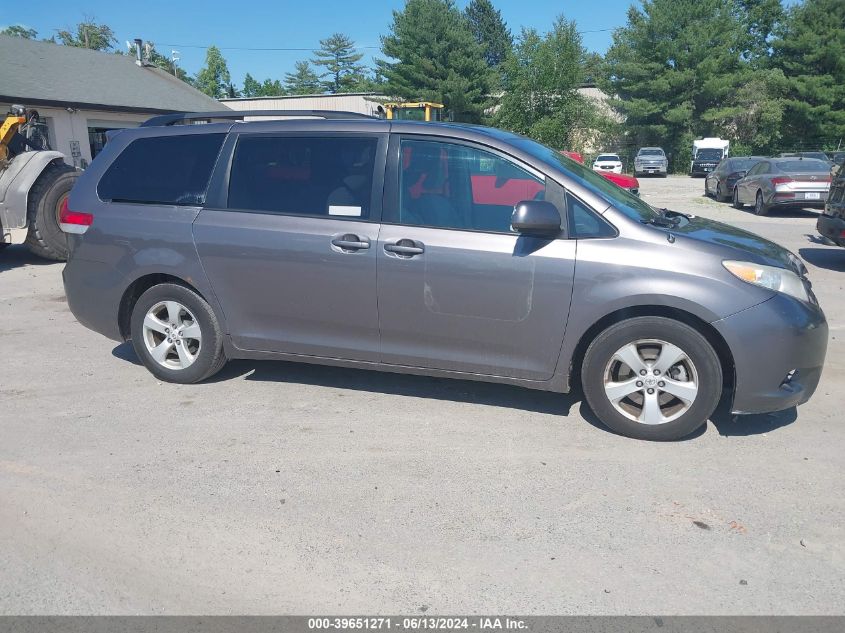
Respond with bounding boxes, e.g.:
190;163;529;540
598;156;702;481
7;0;638;88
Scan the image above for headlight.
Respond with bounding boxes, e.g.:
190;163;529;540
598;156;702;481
723;260;810;303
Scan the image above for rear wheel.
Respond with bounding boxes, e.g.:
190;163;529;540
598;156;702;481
581;317;722;441
24;162;78;261
754;190;769;216
732;187;744;209
130;283;227;383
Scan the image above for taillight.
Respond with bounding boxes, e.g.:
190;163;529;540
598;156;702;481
58;198;93;234
771;176;793;186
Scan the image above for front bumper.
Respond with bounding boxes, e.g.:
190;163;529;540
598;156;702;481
712;294;828;415
817;213;845;246
635;164;667;175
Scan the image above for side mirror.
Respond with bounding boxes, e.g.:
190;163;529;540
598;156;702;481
511;200;561;236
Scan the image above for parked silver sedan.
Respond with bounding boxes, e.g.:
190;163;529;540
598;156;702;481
732;157;831;216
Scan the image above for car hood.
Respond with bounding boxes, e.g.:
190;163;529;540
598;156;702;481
671;215;800;272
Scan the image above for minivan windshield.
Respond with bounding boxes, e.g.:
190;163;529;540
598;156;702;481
515;137;660;222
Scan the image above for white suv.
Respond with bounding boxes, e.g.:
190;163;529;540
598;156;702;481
592;153;623;174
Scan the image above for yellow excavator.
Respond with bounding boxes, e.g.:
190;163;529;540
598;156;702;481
381;102;445;122
0;105;78;260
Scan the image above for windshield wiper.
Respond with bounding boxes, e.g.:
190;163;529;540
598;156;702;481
641;207;683;227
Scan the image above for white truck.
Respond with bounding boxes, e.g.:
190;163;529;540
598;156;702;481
690;138;730;177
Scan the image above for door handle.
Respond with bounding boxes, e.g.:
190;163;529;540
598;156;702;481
384;240;425;257
331;234;370;252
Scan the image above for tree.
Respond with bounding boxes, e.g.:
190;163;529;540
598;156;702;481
582;52;605;85
738;0;785;64
284;60;322;95
771;0;845;150
379;0;494;122
56;18;116;51
195;46;232;99
464;0;512;68
603;0;756;170
243;73;262;98
1;25;38;39
495;17;598;150
312;33;367;93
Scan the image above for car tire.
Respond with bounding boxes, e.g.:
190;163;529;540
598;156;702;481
581;317;722;441
754;190;769;216
715;183;726;202
732;187;744;209
130;282;227;384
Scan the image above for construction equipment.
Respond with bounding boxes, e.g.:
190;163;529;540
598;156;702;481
382;102;445;122
0;105;78;260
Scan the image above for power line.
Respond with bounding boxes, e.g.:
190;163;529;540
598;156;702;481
156;27;615;52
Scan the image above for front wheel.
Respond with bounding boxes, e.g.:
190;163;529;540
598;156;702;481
130;283;227;383
754;191;769;216
581;317;723;441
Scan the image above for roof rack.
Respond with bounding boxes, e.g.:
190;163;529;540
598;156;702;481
140;109;380;127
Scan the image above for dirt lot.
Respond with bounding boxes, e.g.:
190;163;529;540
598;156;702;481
1;175;843;614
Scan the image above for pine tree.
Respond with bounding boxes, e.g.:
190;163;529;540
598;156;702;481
464;0;512;68
243;73;262;97
603;0;757;169
195;46;232;99
379;0;494;122
312;33;366;93
284;60;322;95
771;0;845;149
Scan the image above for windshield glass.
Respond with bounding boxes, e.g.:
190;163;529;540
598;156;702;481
596;154;619;162
638;149;664;157
696;148;724;160
776;159;831;172
515;137;659;221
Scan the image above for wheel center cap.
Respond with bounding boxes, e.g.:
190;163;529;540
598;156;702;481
644;376;658;388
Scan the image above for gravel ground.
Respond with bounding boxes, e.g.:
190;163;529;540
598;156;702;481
0;175;843;614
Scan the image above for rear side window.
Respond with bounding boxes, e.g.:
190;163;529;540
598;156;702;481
98;134;225;205
227;136;378;218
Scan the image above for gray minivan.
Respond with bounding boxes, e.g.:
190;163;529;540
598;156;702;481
62;111;828;441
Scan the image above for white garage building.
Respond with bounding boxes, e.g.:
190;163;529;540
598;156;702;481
0;35;222;169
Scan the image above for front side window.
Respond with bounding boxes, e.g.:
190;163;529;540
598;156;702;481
228;136;378;218
98;133;226;205
567;193;616;238
395;139;546;233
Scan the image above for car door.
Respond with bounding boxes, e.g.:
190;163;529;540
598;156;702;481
739;161;767;203
376;135;576;381
707;160;725;195
192;130;387;361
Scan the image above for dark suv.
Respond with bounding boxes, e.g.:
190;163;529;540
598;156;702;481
62;111;827;441
817;164;845;246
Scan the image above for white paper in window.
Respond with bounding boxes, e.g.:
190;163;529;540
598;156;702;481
328;205;362;217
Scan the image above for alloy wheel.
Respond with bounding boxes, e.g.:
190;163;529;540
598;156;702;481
602;339;699;425
142;301;202;370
